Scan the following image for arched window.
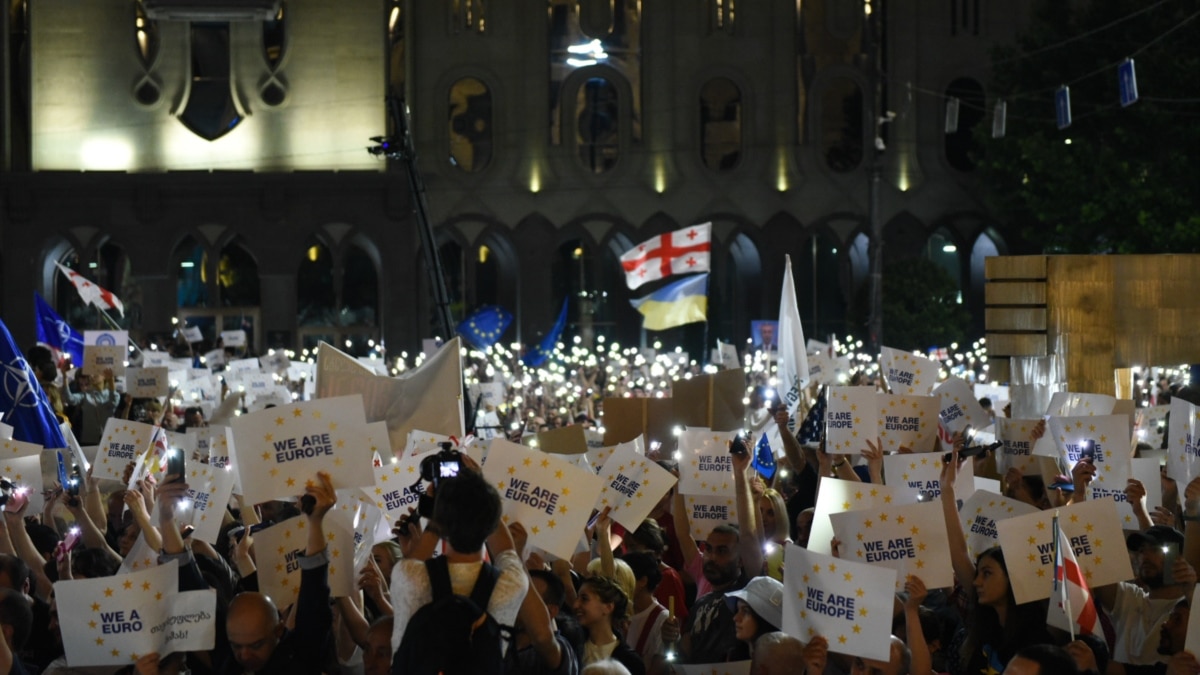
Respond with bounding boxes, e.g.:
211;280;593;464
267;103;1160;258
448;77;493;172
438;240;466;318
175;236;209;308
553;240;591;329
180;23;242;140
925;228;962;295
341;244;379;327
297;240;335;327
944;78;985;171
700;78;742;171
820;78;863;173
713;231;762;344
797;233;847;339
576;77;620;174
217;240;259;306
55;242;135;330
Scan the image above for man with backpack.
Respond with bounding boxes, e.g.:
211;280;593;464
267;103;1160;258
390;456;529;674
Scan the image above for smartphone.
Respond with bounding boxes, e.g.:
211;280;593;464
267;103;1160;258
4;489;27;514
167;449;186;482
730;435;750;457
1163;542;1180;584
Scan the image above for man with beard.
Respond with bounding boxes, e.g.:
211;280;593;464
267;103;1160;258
1155;599;1200;675
1095;526;1196;672
667;525;751;664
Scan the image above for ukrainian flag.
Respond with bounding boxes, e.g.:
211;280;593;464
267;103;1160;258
630;273;708;331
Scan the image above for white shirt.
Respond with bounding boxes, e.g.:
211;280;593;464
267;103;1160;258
626;599;669;665
389;549;528;656
1110;580;1182;665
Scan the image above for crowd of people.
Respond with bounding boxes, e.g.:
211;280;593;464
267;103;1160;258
1;336;1198;675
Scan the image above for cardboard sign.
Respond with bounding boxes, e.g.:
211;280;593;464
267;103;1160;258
83;345;125;378
933;377;989;441
782;545;897;661
677;428;738;497
1048;415;1132;483
829;500;954;590
958;490;1041;560
253;514;355;606
125;367;169;398
220;330;247;348
83;330;128;347
537;425;588;455
54;561;216;666
230;395;372;505
93;419;157;482
594;443;677;531
683;494;738;542
825;387;878;454
481;439;604;560
1166;398;1200;486
996;499;1134;604
876;394;939;453
671;369;746;432
880;347;940;397
809;477;910;556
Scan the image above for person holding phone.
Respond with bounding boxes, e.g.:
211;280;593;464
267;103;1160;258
1092;525;1196;670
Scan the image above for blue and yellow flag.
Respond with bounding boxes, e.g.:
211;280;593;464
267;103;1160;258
630;273;707;331
456;305;513;350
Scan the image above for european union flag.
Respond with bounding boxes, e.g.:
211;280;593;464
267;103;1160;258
34;293;84;366
522;299;568;368
751;431;776;480
796;386;827;446
0;317;67;449
456;305;513;351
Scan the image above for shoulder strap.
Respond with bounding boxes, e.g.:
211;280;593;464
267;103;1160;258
634;604;665;656
468;560;499;609
425;556;452;602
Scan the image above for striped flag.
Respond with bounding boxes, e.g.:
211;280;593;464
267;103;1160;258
1050;513;1099;639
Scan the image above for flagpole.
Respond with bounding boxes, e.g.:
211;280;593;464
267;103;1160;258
94;305;145;361
1053;511;1076;642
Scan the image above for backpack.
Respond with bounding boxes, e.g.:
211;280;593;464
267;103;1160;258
393;556;512;675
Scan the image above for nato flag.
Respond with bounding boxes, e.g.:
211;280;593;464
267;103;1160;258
0;317;68;448
456;305;513;351
34;293;84;366
522;299;568;368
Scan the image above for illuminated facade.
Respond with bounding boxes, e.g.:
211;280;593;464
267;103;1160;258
0;0;1032;354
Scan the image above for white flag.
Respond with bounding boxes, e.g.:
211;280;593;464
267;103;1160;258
778;255;810;423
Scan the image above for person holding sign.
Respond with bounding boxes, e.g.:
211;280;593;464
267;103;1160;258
218;471;337;675
940;448;1053;675
59;366;117;445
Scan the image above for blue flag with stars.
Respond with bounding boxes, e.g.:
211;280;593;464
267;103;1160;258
0;317;67;449
522;299;568;368
796;386;827;446
456;305;513;351
751;431;776;480
34;293;84;366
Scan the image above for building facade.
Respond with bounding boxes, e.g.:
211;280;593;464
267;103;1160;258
1;0;1033;356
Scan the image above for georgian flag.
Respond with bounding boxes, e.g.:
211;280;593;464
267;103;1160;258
55;262;124;317
1048;514;1100;638
620;223;711;290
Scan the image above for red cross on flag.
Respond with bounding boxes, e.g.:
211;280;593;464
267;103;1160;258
620;223;711;290
55;262;125;317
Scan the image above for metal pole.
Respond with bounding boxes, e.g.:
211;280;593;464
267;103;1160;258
865;0;885;354
387;95;456;341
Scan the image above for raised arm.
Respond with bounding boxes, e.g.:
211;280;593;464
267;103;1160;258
731;440;764;578
940;449;976;599
903;575;934;675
